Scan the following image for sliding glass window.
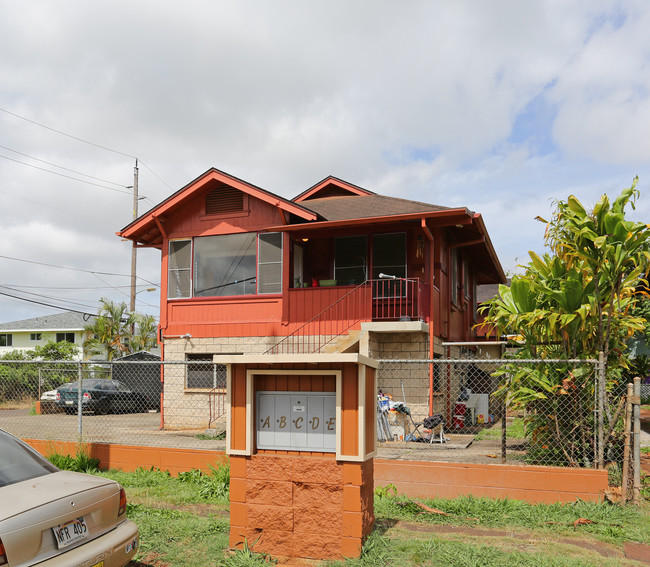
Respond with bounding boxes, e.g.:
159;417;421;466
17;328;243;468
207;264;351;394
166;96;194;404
194;233;257;297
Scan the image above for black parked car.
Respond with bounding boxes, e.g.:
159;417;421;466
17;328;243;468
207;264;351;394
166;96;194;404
56;379;151;415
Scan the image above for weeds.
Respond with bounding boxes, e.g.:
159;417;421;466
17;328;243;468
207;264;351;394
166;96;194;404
224;538;277;566
177;459;230;499
47;447;100;473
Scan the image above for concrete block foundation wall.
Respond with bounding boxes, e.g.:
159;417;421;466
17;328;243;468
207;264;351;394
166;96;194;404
229;454;374;560
24;439;609;504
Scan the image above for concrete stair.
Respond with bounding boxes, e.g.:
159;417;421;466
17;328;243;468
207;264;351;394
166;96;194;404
322;329;361;354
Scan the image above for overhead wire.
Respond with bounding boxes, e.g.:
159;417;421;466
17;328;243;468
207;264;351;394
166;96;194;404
0;143;129;188
0;153;133;195
0;254;159;287
0;106;174;194
0;284;100;311
0;106;136;159
0;290;99;318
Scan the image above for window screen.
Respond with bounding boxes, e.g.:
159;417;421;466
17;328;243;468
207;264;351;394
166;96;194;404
258;233;282;294
186;354;227;389
168;240;192;298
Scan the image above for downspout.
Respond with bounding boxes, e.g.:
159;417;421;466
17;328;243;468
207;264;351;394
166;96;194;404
422;219;435;416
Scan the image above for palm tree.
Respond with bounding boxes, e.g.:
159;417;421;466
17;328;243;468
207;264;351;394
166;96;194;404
130;313;158;353
83;298;136;360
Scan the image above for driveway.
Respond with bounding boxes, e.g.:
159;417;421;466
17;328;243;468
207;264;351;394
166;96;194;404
0;408;226;451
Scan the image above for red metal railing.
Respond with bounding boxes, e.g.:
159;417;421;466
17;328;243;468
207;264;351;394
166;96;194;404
266;278;425;355
208;388;226;428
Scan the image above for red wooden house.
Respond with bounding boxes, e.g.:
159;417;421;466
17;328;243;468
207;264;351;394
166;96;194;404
118;168;505;430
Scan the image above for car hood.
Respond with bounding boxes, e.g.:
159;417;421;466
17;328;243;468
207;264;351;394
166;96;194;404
1;470;118;521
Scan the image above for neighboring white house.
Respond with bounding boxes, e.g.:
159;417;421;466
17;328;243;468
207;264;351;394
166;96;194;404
0;312;96;360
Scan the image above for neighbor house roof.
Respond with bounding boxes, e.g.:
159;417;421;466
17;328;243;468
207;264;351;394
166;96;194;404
0;311;96;332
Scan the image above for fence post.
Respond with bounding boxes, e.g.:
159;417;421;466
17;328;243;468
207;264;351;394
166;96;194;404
501;392;507;464
633;376;641;505
77;362;83;437
597;351;606;469
622;383;632;503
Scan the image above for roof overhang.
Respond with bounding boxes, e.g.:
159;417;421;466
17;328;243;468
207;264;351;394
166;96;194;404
266;207;506;284
211;353;379;369
117;168;318;248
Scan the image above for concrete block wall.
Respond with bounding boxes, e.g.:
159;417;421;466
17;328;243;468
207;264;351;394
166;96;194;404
229;454;374;560
161;337;277;429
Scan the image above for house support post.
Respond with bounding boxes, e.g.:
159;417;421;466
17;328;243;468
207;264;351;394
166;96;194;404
422;219;435;416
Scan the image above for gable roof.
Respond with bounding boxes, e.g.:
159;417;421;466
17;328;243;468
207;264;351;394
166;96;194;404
116;168;506;284
293;176;375;202
0;311;96;332
300;194;453;222
118;168;317;247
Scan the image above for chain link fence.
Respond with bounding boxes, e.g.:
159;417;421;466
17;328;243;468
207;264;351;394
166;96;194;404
377;357;642;478
0;360;226;450
0;357;643;489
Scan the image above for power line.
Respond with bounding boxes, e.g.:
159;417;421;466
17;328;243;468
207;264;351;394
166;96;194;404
0;106;174;193
0;290;98;318
0;143;128;188
0;106;136;159
0;153;133;195
0;254;159;286
0;284;100;311
3;284;157;290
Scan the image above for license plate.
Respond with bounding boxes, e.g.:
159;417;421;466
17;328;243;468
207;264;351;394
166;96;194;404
125;538;138;553
65;400;73;405
52;516;88;549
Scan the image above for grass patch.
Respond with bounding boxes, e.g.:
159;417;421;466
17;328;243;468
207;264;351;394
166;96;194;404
474;417;525;441
127;504;230;566
99;461;230;507
196;430;227;440
85;465;650;566
373;491;649;546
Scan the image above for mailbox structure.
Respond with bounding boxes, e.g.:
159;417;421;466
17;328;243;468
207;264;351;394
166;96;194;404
221;353;378;561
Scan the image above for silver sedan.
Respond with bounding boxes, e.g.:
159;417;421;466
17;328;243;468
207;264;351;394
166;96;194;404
0;429;139;567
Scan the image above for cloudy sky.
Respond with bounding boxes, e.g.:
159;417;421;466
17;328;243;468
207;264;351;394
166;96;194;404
1;0;649;324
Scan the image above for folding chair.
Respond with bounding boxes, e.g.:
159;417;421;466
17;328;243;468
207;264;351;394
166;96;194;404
419;414;448;444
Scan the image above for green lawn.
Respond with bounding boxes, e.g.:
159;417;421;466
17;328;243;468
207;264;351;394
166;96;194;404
89;467;650;567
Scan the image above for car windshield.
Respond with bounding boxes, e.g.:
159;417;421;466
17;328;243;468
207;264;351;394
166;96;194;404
59;379;104;390
0;430;58;487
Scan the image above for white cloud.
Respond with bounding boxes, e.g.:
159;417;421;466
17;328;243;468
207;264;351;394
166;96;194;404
0;0;649;321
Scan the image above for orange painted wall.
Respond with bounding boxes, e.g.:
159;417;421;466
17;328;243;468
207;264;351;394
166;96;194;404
374;459;609;504
229;454;373;560
24;439;227;476
23;440;609;504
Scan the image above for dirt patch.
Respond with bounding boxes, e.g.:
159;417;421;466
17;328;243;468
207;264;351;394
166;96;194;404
377;519;650;564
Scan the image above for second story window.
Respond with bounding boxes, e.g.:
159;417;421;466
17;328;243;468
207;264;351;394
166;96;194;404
168;240;192;298
334;236;367;285
194;233;257;297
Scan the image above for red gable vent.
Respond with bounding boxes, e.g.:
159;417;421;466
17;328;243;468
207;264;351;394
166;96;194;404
205;185;244;215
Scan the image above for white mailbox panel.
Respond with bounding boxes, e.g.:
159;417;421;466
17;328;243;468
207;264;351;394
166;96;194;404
257;391;336;452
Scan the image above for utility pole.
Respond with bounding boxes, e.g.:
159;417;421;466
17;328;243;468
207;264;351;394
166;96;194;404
129;159;139;314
